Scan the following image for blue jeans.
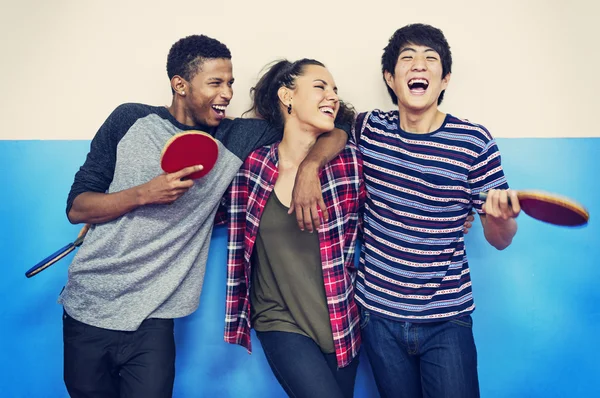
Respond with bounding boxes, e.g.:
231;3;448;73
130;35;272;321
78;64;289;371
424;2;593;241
361;307;480;398
256;331;359;398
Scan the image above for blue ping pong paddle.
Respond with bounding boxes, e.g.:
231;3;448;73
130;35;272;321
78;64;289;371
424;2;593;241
25;224;90;278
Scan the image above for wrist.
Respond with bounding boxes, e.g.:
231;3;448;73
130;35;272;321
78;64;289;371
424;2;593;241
135;185;148;206
299;157;323;173
486;213;516;226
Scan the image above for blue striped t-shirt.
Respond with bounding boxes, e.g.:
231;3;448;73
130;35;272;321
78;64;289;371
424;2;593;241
354;109;508;322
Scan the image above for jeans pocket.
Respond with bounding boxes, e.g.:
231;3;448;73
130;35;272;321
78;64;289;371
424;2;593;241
63;311;87;341
449;315;473;328
359;307;370;329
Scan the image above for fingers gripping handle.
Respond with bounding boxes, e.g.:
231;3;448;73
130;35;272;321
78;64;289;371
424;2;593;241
479;191;513;206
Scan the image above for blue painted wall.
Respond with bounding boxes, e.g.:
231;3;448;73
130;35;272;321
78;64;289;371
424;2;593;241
1;139;598;397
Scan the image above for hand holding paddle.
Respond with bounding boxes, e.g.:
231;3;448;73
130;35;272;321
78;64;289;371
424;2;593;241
480;189;521;221
160;131;218;179
480;189;589;227
139;130;219;205
139;165;203;205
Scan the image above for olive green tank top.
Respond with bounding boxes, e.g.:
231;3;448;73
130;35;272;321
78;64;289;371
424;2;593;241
251;191;334;353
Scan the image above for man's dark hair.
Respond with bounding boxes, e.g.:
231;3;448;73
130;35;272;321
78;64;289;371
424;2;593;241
166;35;231;93
381;24;452;105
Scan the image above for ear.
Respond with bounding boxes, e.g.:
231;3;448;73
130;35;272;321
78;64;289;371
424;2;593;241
441;72;451;91
277;86;292;107
384;70;395;90
171;75;187;96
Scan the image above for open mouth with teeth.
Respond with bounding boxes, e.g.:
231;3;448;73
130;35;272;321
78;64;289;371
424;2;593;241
211;104;227;116
319;106;335;118
407;78;429;94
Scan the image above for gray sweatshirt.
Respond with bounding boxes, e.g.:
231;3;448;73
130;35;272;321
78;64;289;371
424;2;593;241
58;103;280;331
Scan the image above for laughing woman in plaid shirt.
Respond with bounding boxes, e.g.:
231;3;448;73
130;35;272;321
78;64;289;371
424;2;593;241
222;59;365;398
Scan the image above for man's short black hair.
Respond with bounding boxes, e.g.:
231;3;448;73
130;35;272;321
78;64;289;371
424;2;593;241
381;24;452;105
166;34;231;83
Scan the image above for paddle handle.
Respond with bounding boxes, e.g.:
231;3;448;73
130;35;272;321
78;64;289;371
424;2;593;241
74;224;90;245
479;191;513;205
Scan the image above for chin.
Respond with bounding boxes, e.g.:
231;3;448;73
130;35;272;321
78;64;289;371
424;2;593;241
319;121;335;132
402;96;437;109
204;118;221;127
399;100;429;112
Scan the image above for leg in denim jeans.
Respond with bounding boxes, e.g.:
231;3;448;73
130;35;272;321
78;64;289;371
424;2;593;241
360;308;422;398
361;307;480;398
419;316;480;398
256;331;359;398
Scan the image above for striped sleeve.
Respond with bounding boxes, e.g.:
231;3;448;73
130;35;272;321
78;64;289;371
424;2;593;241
351;112;369;145
468;138;509;214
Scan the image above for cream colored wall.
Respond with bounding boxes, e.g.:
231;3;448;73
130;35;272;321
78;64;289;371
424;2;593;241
1;0;598;139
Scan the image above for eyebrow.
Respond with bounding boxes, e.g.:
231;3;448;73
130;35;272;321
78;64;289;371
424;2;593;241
206;77;235;83
399;47;438;55
313;79;338;92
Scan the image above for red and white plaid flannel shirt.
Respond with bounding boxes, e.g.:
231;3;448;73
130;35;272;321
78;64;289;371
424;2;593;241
221;141;365;368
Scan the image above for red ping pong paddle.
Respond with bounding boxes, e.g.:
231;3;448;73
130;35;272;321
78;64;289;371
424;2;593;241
26;224;91;278
479;190;589;227
160;131;218;179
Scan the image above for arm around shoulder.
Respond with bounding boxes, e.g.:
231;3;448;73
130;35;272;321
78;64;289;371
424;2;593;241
300;127;348;171
289;128;348;232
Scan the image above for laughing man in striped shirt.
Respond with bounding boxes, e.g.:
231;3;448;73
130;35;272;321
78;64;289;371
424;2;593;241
354;24;522;398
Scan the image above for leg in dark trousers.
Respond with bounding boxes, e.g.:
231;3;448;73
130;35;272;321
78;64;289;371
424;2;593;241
118;318;175;398
63;311;120;398
63;311;175;398
256;330;359;398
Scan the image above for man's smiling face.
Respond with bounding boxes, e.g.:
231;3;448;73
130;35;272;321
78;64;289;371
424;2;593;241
384;44;451;112
183;58;234;127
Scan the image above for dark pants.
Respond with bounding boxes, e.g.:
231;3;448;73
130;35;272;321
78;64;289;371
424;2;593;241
256;331;359;398
361;307;480;398
63;310;175;398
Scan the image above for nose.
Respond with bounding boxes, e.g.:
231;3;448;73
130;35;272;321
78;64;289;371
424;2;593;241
326;88;339;102
411;55;427;72
221;86;233;101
